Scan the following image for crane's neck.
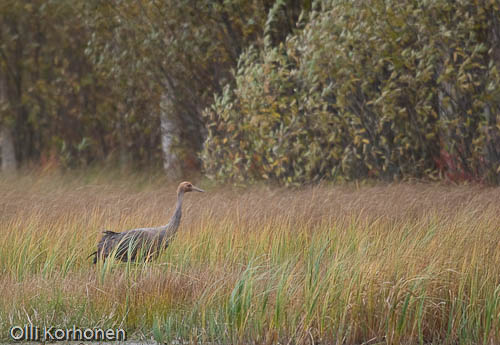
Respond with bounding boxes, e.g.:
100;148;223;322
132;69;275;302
164;190;184;236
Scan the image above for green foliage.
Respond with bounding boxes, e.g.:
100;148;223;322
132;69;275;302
0;0;308;171
202;0;500;184
2;0;498;183
84;0;306;171
203;45;335;184
0;0;106;166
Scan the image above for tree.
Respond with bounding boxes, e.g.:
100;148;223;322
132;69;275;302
0;70;17;172
202;0;500;184
85;0;307;176
0;0;113;169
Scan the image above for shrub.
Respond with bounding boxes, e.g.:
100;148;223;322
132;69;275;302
202;0;500;184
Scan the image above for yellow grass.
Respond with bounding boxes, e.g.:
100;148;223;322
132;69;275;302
0;171;499;344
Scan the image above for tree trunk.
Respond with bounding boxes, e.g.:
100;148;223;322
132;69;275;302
0;73;17;173
160;79;180;178
116;100;129;170
0;126;17;172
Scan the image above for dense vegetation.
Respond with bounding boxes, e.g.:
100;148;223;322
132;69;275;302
203;0;500;184
1;173;499;344
1;0;499;183
0;0;306;171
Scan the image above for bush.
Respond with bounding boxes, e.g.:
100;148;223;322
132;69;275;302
202;0;500;184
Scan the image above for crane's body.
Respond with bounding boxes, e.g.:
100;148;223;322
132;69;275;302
89;181;203;263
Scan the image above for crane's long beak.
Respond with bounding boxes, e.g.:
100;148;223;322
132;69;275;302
192;186;205;192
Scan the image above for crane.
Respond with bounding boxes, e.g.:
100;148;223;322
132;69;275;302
89;181;204;263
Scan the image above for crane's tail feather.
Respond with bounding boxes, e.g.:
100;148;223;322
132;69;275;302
90;229;122;264
87;251;98;264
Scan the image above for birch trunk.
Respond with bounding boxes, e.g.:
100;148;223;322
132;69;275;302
116;101;129;170
0;126;16;172
0;73;17;173
160;80;180;178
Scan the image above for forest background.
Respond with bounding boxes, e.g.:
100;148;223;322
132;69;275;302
0;0;499;185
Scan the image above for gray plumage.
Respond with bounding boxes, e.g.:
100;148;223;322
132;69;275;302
89;181;204;263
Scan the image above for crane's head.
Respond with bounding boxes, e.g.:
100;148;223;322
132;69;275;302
177;181;205;195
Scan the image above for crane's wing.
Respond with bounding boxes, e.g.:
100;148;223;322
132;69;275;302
114;228;163;261
95;230;126;262
92;227;163;263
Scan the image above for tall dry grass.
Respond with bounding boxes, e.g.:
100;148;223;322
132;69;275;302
0;172;499;344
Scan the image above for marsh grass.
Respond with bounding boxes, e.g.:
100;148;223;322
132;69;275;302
0;172;500;344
